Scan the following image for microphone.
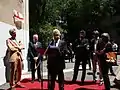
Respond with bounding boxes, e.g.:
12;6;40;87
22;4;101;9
43;39;54;56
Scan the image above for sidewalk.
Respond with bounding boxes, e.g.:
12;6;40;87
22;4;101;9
0;71;31;90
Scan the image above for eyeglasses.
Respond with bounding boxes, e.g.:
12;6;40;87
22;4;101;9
12;32;16;35
54;34;59;36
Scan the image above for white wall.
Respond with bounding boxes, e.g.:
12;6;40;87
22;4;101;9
0;21;29;85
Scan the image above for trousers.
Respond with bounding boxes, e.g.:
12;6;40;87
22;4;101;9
48;69;64;90
10;58;22;87
92;54;102;79
31;59;41;80
72;58;87;82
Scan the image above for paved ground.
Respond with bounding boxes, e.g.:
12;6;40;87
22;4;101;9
0;58;120;90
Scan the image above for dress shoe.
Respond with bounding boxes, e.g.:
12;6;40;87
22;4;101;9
93;75;97;83
99;79;103;86
93;77;97;83
114;78;120;85
15;83;25;88
93;79;97;83
10;84;16;89
38;79;41;82
80;82;84;85
72;79;76;83
59;87;64;90
99;81;103;86
80;80;84;85
59;85;64;90
31;80;35;83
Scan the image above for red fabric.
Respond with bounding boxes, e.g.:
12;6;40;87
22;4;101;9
14;11;24;20
14;78;105;90
38;48;46;56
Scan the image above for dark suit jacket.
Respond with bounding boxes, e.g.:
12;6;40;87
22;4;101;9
90;38;99;57
28;41;42;61
47;40;67;71
73;38;89;60
97;39;113;55
90;38;97;52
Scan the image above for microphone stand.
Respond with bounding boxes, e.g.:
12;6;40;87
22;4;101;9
35;40;53;69
35;40;53;90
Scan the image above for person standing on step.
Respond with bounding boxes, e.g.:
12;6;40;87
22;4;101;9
28;34;42;83
96;33;112;90
47;29;68;90
107;40;117;76
6;29;24;88
72;30;89;84
90;30;103;85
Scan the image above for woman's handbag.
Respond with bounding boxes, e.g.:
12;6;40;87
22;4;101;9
106;52;117;66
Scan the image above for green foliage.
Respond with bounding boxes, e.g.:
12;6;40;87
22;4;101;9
29;0;120;44
29;23;64;48
38;24;56;47
29;0;68;47
65;0;113;27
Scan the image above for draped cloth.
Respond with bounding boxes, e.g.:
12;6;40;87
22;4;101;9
106;52;117;65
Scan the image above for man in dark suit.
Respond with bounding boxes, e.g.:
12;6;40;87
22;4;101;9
47;29;67;90
72;30;89;84
28;34;42;83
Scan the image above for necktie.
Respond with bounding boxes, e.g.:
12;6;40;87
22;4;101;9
55;41;57;46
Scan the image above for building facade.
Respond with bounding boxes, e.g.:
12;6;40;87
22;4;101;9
0;0;29;85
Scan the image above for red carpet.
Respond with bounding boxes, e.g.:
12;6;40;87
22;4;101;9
15;78;105;90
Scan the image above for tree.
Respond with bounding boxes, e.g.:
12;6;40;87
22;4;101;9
61;0;116;41
112;0;120;35
29;0;68;47
29;0;119;43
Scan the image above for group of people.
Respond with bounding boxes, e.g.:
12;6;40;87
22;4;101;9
4;28;43;89
4;27;120;90
44;29;119;90
27;29;67;90
72;30;119;90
